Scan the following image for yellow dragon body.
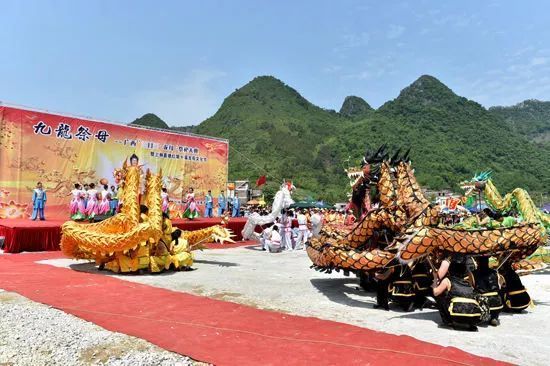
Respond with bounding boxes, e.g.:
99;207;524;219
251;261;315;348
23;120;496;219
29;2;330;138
60;159;234;273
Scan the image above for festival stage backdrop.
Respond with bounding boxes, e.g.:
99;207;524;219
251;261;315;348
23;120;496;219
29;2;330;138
0;104;228;219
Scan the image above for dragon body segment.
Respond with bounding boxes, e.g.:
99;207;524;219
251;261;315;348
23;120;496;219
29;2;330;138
307;152;548;273
60;159;234;273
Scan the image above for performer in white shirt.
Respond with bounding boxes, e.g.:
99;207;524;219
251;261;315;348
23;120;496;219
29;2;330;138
310;208;322;238
281;209;293;250
295;210;309;250
260;225;273;251
267;225;282;253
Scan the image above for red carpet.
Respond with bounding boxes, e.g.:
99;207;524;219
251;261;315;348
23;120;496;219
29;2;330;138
0;253;508;366
0;217;248;253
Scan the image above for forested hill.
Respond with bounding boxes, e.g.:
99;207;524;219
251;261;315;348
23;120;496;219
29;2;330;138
131;75;550;202
489;99;550;145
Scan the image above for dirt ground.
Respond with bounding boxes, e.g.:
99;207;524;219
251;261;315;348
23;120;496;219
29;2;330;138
42;245;550;366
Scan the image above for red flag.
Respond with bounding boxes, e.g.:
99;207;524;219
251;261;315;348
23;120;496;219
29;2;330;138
256;175;266;187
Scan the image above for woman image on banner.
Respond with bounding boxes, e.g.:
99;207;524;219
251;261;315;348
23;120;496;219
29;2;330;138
182;187;200;219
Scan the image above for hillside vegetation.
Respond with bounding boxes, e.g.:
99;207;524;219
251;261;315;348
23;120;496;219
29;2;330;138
131;75;550;202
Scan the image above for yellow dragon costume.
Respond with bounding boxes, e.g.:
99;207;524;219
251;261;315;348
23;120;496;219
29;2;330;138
60;158;234;273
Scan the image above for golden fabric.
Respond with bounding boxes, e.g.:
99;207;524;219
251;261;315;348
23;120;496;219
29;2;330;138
60;159;234;273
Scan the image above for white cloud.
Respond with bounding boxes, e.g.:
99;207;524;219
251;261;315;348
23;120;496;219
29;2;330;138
341;32;371;48
322;65;343;73
531;57;548;66
133;69;226;126
454;59;550;107
387;24;405;39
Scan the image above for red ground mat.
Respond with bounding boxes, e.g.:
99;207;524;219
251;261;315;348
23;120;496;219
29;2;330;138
0;217;248;253
0;253;508;366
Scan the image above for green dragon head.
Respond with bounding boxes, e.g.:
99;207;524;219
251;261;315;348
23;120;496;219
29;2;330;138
459;171;492;197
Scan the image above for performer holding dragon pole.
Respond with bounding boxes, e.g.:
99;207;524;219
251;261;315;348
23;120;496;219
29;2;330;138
432;256;486;331
471;256;503;326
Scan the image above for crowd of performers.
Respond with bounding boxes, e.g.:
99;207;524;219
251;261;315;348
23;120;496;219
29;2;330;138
65;155;242;221
350;183;535;331
258;208;356;252
69;182;120;220
367;251;531;331
306;145;546;332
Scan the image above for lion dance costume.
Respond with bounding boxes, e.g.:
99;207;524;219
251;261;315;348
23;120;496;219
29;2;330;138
60;158;234;273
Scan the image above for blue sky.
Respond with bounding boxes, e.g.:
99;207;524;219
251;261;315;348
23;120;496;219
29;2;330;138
2;0;550;126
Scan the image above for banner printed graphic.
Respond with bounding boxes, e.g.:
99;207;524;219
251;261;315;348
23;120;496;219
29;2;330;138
0;105;228;219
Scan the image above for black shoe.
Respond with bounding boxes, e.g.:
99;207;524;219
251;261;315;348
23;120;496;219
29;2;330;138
490;318;500;327
374;304;390;311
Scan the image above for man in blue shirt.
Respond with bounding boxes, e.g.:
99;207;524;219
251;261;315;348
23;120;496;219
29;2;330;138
204;190;213;218
31;182;47;220
217;190;226;217
232;195;240;217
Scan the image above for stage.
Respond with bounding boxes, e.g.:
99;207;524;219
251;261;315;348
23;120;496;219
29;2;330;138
0;217;249;253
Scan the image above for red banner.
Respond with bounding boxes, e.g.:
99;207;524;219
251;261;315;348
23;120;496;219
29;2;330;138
0;104;228;219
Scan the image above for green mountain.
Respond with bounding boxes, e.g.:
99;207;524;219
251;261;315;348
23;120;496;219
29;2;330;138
131;75;550;202
357;75;549;194
130;113;170;129
194;76;350;201
489;100;550;144
339;96;372;119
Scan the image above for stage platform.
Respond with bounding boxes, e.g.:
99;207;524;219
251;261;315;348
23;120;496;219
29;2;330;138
0;217;249;254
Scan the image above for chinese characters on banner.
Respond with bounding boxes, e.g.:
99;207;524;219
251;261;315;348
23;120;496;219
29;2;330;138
0;105;228;219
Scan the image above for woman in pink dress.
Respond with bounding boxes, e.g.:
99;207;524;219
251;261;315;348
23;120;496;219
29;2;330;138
161;187;170;216
70;183;86;220
97;184;111;215
86;183;100;218
182;187;200;219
